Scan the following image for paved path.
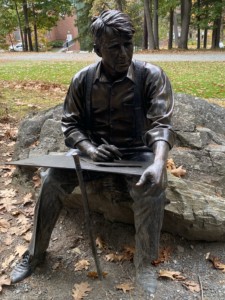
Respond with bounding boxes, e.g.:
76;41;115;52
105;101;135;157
1;52;225;61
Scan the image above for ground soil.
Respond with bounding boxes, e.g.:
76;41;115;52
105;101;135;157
1;120;225;300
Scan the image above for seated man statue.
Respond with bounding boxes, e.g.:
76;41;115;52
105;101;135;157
11;10;176;293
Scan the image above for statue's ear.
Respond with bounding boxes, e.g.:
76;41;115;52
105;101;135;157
94;44;102;57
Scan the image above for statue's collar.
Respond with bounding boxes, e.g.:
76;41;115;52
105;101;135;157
93;60;135;84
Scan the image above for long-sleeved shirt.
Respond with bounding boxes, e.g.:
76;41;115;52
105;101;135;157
61;59;176;151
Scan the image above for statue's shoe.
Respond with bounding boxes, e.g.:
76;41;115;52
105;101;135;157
11;250;44;284
136;267;158;294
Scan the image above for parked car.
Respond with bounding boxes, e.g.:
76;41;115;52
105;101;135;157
9;42;23;51
219;42;224;48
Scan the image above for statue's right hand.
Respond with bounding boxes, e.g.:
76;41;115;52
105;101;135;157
89;144;122;162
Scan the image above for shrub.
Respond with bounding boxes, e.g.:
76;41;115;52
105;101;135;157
47;40;64;48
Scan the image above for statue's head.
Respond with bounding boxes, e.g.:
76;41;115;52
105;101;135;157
91;10;135;78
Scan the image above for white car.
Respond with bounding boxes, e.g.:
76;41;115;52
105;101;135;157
219;42;224;48
9;42;23;51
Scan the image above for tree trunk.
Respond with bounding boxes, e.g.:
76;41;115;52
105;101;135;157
144;0;155;49
32;3;38;52
174;11;178;46
178;0;192;49
22;0;33;51
14;1;25;51
212;17;222;48
197;0;200;49
115;0;123;11
142;13;148;50
204;29;207;49
221;15;224;42
168;8;174;50
24;27;28;51
153;0;159;48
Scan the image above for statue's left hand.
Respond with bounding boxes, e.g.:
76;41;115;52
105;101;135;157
136;160;167;198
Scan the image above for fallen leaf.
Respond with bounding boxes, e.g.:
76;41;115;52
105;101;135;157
105;253;124;262
87;271;108;278
0;197;17;212
0;275;11;293
0;218;10;233
95;237;106;249
174;275;187;281
4;235;13;246
16;214;30;225
71;247;82;255
123;245;135;255
209;256;225;272
23;192;33;205
52;262;60;270
205;252;210;259
7;141;15;147
4;179;12;186
24;206;34;216
72;281;92;300
1;166;16;178
0;189;17;198
116;283;134;294
9;224;31;236
27;141;39;148
2;254;15;269
15;245;27;257
32;175;41;189
171;165;187;178
182;281;200;293
23;232;32;242
152;245;172;266
167;158;176;171
75;260;90;271
158;270;181;280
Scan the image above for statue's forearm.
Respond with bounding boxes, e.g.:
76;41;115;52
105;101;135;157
152;141;169;166
76;140;97;157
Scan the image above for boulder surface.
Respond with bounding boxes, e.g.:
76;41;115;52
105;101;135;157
13;94;225;241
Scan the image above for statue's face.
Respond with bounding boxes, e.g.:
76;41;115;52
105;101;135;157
96;27;133;77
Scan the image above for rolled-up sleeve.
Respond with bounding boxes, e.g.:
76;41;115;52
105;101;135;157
61;67;91;148
142;63;176;150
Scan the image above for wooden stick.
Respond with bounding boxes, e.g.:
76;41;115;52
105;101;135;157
72;153;103;280
198;275;204;300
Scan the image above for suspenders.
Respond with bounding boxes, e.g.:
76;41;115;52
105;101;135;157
85;60;144;140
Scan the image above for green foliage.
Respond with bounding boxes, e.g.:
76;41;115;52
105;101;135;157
74;0;93;52
191;0;225;30
0;4;18;50
47;40;64;47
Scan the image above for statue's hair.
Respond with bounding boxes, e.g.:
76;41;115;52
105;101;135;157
91;10;135;45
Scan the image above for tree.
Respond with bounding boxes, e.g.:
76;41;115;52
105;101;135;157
178;0;192;49
144;0;155;49
115;0;122;11
142;12;148;50
168;7;173;49
0;4;18;50
173;10;178;46
154;0;159;48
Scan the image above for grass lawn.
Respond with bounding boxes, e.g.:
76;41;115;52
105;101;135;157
0;60;224;120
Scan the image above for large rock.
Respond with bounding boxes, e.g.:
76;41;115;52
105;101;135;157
13;93;225;241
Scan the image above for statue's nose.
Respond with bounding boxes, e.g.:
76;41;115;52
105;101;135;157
119;46;127;57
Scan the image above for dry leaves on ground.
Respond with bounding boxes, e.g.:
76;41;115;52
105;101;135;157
72;281;92;300
105;253;124;262
87;271;108;278
27;141;38;148
95;237;106;249
9;224;31;236
152;245;173;266
52;262;60;270
16;214;30;225
4;179;12;186
167;158;176;171
158;270;182;280
1;166;16;178
209;255;225;272
2;254;15;269
23;232;32;242
23;192;33;205
15;245;27;257
0;188;17;198
116;283;134;294
32;175;41;189
0;197;17;212
0;275;11;293
75;260;90;271
182;281;200;293
171;166;187;178
24;206;34;216
4;235;13;246
0;217;10;233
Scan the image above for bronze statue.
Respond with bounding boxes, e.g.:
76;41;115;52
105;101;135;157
11;10;176;293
